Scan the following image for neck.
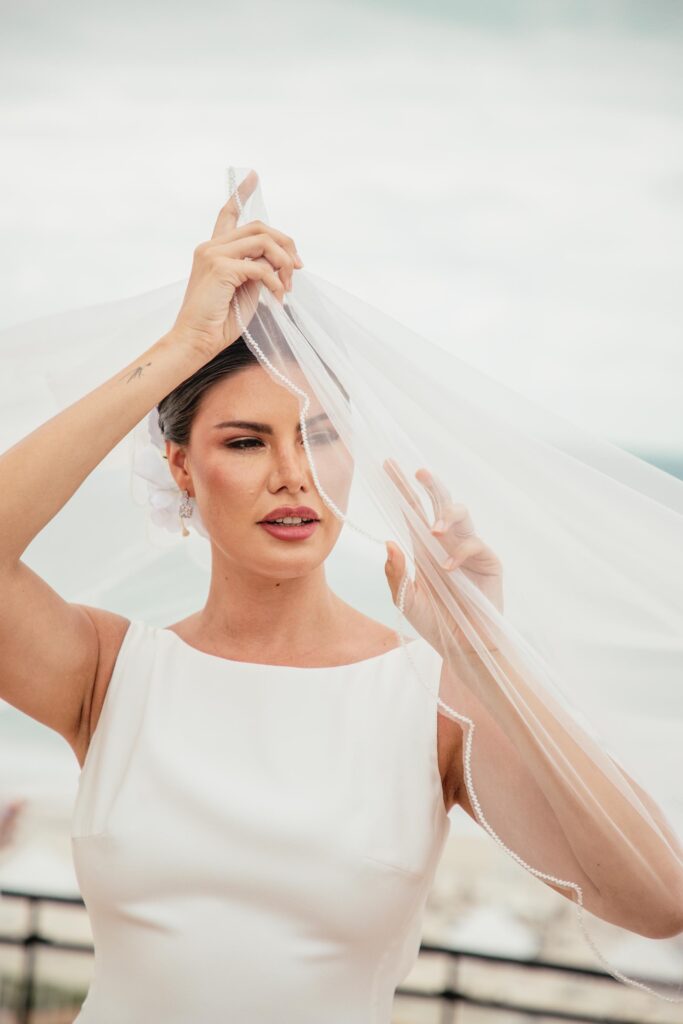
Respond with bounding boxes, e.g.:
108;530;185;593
195;545;345;657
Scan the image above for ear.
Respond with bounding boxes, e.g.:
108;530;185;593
165;440;193;495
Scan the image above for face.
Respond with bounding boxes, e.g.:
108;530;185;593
166;362;354;579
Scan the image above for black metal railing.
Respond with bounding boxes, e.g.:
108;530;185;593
1;887;677;1024
0;888;91;1023
395;940;677;1023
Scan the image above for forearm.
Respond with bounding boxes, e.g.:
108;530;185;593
449;644;683;915
0;329;207;567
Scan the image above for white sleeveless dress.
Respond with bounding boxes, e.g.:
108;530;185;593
70;619;451;1023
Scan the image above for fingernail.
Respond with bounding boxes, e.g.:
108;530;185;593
444;556;459;571
433;520;446;533
294;252;304;267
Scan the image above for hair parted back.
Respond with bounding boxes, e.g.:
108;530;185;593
156;335;258;446
156;301;349;447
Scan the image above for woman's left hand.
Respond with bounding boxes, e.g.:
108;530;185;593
382;459;504;657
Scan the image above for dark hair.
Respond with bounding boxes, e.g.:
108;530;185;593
157;303;349;446
157;334;258;446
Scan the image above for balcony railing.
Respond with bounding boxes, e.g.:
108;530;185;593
1;886;678;1023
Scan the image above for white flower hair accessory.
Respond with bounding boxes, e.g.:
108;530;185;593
129;408;210;542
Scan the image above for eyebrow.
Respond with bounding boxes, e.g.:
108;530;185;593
212;413;331;434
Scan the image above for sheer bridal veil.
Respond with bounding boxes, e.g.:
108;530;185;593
2;165;683;1005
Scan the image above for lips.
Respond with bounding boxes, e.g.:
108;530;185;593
258;505;320;523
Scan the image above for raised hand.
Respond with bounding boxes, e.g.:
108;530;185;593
382;458;503;656
172;168;304;361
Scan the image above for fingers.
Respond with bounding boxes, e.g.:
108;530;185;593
246;259;288;304
383;458;440;586
209;232;296;293
415;470;501;577
415;468;445;519
416;467;475;538
212;169;259;238
383;458;430;528
384;460;478;575
443;536;484;571
223;253;287;304
384;540;417;615
230;221;303;273
192;240;287;305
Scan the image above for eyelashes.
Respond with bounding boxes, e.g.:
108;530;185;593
224;432;339;451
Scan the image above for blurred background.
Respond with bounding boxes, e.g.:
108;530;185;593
0;1;682;1021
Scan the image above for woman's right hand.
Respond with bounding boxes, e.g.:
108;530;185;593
171;169;303;361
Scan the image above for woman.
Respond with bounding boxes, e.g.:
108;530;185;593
0;176;466;1022
1;167;682;1019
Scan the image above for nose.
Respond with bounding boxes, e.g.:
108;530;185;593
268;442;311;496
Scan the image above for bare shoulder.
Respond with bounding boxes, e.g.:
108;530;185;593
71;606;131;769
335;605;408;657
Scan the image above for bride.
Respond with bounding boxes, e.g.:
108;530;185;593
1;167;682;1020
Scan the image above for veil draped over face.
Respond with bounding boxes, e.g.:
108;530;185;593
2;166;683;1005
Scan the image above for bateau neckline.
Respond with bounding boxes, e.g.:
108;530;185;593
154;623;420;672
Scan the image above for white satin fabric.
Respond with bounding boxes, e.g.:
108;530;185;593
70;619;451;1023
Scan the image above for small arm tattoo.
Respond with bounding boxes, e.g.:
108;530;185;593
124;362;152;383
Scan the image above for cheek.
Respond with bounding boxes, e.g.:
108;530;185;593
201;455;260;511
327;517;344;547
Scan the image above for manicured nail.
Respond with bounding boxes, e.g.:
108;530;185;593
432;519;446;533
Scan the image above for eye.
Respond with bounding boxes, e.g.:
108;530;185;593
224;438;263;450
309;429;340;444
224;431;339;451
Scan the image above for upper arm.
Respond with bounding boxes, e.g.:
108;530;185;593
442;687;604;909
441;665;680;934
0;559;104;746
450;720;602;905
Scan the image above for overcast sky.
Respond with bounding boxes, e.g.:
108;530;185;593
1;0;682;455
